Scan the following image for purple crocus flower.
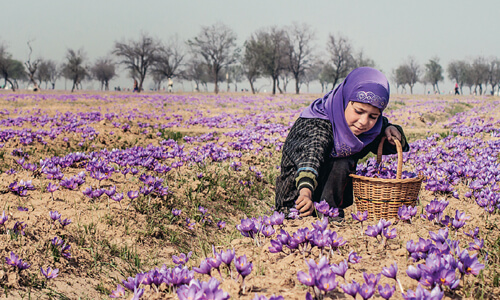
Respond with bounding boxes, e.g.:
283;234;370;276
220;248;235;267
314;200;330;216
458;252;484;276
193;258;212;276
331;260;348;278
109;284;126;298
59;218;72;228
198;206;208;215
217;220;226;229
268;239;283;253
358;283;375;300
5;252;20;267
127;190;139;200
40;266;59;279
171;208;182;216
468;238;484;251
288;208;300;219
381;263;398;279
49;211;61;222
348;251;362;264
270;211;284;226
377;284;395;299
362;272;381;288
464;227;479;238
131;286;144;300
352;210;368;223
234;255;253;278
0;212;7;228
406;265;422;281
365;225;380;238
237;218;256;238
341;280;359;299
46;182;59;193
261;225;275;237
383;227;397;240
172;251;192;265
111;193;124;202
316;273;338;292
297;270;315;287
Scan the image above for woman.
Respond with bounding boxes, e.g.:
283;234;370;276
275;67;409;219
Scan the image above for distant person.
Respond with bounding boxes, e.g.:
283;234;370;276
133;80;139;92
168;78;173;93
275;67;409;220
454;83;460;95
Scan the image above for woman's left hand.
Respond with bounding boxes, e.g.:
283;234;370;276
385;126;401;145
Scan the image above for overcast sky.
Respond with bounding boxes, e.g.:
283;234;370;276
2;0;499;93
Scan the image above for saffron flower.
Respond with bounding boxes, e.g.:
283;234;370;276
348;251;362;264
49;210;61;222
341;280;359;299
377;283;395;299
59;218;72;228
172;251;192;265
217;220;226;229
109;284;126;298
40;266;59;279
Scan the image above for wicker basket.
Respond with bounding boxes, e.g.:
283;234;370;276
349;137;424;220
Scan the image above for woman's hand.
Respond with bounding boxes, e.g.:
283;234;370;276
296;188;314;217
385;125;402;145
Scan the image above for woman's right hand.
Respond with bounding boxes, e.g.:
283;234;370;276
296;188;314;217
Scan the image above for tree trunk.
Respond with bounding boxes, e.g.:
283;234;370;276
276;77;283;94
249;80;255;94
272;77;277;95
6;78;15;91
214;70;219;94
295;76;300;94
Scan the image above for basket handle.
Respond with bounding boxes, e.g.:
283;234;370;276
376;136;403;179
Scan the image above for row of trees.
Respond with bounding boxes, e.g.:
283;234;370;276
393;56;500;95
1;22;499;95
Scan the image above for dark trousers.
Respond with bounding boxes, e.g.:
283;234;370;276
312;156;357;217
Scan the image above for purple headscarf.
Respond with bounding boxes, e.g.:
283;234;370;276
301;67;390;157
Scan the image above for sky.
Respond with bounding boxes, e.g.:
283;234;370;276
2;0;500;94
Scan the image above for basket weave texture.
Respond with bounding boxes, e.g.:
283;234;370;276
349;137;424;221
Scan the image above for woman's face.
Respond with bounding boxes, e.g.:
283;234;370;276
344;101;381;135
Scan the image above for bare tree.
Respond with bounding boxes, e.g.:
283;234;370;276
470;57;489;95
251;27;289;95
325;33;354;89
447;60;469;95
300;60;322;93
352;49;376;69
392;66;408;94
392;58;420;94
24;41;40;91
184;58;211;92
113;33;161;92
487;57;500;95
286;22;315;94
241;37;263;94
187;22;239;94
36;59;59;89
91;57;116;91
423;57;443;94
0;44;23;91
224;65;244;92
152;36;185;91
318;62;334;93
62;48;88;92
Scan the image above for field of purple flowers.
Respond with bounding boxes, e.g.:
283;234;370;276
0;91;498;300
